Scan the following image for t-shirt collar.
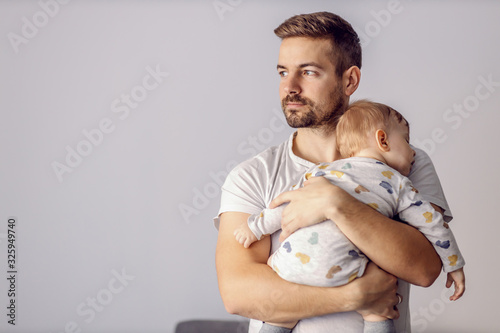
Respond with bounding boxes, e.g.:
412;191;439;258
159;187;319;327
287;131;316;169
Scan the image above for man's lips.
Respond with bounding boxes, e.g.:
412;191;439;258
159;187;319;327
286;103;305;107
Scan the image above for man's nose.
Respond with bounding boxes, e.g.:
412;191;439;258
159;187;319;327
283;75;301;95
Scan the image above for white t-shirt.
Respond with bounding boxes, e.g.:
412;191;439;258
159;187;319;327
214;132;452;333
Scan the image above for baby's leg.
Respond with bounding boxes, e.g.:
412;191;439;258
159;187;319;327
363;318;395;333
259;321;296;333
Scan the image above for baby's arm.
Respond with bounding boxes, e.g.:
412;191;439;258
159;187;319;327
397;178;465;295
234;204;286;248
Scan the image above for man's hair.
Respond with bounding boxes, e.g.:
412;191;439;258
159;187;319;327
274;11;362;78
336;99;409;158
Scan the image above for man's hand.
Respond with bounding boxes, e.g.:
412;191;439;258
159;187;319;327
446;268;466;301
270;176;355;242
350;262;400;320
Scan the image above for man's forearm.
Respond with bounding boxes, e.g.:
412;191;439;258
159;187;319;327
328;196;441;286
218;256;352;322
216;212;353;322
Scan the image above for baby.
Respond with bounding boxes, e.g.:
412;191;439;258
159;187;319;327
234;100;466;333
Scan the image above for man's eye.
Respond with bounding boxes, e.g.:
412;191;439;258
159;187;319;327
304;70;316;76
279;71;288;77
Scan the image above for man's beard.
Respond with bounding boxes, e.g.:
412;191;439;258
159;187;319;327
281;87;346;129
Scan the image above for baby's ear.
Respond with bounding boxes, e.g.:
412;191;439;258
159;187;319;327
375;129;390;152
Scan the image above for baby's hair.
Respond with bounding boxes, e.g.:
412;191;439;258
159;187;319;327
336;99;409;158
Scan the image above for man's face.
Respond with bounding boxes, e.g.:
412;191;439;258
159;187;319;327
277;37;347;129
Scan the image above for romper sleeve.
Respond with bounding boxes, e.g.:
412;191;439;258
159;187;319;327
247;205;286;240
397;177;465;272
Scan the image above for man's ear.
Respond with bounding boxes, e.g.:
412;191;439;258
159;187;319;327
375;129;390;152
343;66;361;97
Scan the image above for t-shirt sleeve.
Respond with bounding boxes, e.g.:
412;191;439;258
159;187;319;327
408;146;453;222
213;159;268;230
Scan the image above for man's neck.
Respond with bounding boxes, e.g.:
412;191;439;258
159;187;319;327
292;127;342;164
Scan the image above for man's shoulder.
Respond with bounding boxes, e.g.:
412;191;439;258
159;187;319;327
217;138;293;218
408;145;436;183
230;138;290;176
411;145;432;168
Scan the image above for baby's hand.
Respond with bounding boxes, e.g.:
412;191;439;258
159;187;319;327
446;267;465;301
234;222;258;248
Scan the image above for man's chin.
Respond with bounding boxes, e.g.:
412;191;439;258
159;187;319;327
286;119;312;128
283;107;320;128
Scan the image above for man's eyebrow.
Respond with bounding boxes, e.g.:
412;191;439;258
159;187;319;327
299;62;324;70
276;63;325;71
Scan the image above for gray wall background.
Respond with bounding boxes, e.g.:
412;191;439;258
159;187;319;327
1;0;498;332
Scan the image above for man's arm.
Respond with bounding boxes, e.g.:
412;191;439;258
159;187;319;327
216;211;400;323
326;187;442;286
272;177;442;287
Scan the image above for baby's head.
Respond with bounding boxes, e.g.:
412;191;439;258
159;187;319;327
336;99;415;176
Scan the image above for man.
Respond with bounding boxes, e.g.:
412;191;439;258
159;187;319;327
215;12;450;332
